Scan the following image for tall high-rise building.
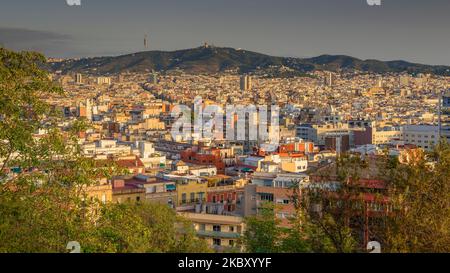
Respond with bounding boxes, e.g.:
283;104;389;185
377;76;383;88
151;72;158;85
325;72;334;87
78;99;93;121
75;73;83;84
85;99;93;121
240;75;252;91
439;90;450;141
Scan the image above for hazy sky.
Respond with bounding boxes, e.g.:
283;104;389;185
0;0;449;65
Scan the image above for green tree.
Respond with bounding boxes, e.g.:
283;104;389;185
276;179;326;253
294;154;364;253
76;202;210;253
380;141;450;253
243;203;283;253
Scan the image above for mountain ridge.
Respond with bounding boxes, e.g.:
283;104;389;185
49;46;450;76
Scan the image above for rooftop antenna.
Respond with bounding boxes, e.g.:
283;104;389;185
144;35;149;49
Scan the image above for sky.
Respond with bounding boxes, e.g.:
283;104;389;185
0;0;449;65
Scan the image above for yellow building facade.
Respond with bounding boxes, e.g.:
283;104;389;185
176;180;208;206
181;213;245;252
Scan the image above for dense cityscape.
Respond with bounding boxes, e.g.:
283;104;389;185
20;44;447;252
1;1;449;262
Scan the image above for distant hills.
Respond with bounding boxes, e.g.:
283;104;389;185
48;46;450;76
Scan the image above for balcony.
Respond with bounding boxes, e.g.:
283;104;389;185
196;230;241;239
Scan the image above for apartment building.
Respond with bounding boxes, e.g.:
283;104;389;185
156;173;208;206
83;139;131;157
402;125;439;151
181;147;226;174
205;177;247;214
111;175;177;206
296;123;349;146
243;172;309;226
257;153;308;174
181;212;245;252
372;127;402;145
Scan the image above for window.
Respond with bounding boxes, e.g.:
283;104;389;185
198;192;205;201
229;240;235;247
229;226;235;232
199;224;206;231
181;193;187;204
190;192;195;203
213;225;221;232
213;238;221;246
260;193;274;202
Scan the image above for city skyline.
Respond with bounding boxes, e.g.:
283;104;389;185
0;0;449;65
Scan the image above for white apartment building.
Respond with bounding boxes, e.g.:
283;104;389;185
257;154;308;173
83;139;131;156
280;156;308;173
402;125;439;151
135;141;166;169
372;127;402;145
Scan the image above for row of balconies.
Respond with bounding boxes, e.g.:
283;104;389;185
180;198;207;205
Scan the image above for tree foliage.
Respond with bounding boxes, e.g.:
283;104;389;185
243;203;283;253
380;142;450;253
